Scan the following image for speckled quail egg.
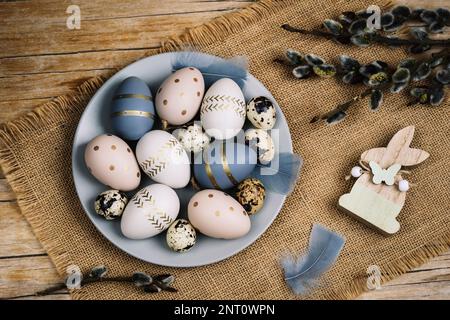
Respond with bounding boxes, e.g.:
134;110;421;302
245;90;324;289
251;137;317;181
166;219;197;252
246;96;276;130
173;123;210;153
245;128;275;164
94;189;128;220
235;178;265;215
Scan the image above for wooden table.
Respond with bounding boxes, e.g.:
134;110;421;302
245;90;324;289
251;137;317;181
0;0;449;300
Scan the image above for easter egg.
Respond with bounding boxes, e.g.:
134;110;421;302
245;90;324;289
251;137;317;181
200;78;246;140
121;184;180;240
94;189;128;220
110;77;155;141
136;130;190;189
193;140;257;190
246;96;276;130
155;67;205;125
173;123;210;153
235;178;265;215
84;134;141;191
245;128;275;164
188;189;250;239
166;219;197;252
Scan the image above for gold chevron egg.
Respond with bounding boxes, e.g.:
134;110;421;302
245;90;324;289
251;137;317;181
200;78;246;140
136;130;191;189
121;184;180;239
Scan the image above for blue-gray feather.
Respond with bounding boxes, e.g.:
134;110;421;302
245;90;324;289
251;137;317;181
252;152;303;195
282;224;346;295
172;51;248;88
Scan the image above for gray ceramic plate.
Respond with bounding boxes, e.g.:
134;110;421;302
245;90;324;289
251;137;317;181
72;52;292;267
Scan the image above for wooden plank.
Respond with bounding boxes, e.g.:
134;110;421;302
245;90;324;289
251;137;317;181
0;9;244;58
359;256;450;299
0;0;252;25
0;255;67;300
0;179;15;201
15;293;70;300
359;281;450;300
0;202;46;257
0;70;112;101
0;98;52;121
0;250;448;299
0;49;149;77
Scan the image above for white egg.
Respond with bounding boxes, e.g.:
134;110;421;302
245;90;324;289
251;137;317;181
166;219;197;252
200;78;246;140
121;184;180;239
136;130;190;188
155;67;205;125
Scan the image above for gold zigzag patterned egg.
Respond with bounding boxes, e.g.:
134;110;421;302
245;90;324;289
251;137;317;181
136;130;190;188
121;184;180;239
200;78;246;140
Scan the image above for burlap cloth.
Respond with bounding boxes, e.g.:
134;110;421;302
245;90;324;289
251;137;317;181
1;0;449;300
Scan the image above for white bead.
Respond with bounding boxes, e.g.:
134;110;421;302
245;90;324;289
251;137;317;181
398;179;410;192
351;166;363;178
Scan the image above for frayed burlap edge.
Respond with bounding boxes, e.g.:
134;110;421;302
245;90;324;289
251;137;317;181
0;77;105;281
0;0;448;300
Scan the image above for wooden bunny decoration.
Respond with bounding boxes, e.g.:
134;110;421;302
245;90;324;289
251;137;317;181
339;126;429;235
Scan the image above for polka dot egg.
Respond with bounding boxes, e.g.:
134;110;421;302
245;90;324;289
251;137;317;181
155;67;205;126
188;189;250;239
94;189;128;220
166;219;197;252
84;134;141;191
246;96;277;130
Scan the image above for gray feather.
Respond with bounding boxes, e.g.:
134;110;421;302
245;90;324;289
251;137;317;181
252;152;303;195
282;224;346;295
172;51;248;88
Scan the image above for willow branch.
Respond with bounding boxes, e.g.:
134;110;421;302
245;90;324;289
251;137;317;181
282;24;450;47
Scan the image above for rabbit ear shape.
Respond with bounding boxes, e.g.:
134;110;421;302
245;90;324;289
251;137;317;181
361;147;387;164
361;126;429;168
384;126;429;167
386;126;415;154
361;127;416;166
401;148;430;166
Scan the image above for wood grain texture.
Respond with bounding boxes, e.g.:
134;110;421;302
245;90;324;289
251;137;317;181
0;0;448;300
339;126;430;235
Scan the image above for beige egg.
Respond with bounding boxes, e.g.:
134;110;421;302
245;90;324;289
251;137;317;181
155;67;205;125
121;184;180;240
84;134;141;191
188;189;251;239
